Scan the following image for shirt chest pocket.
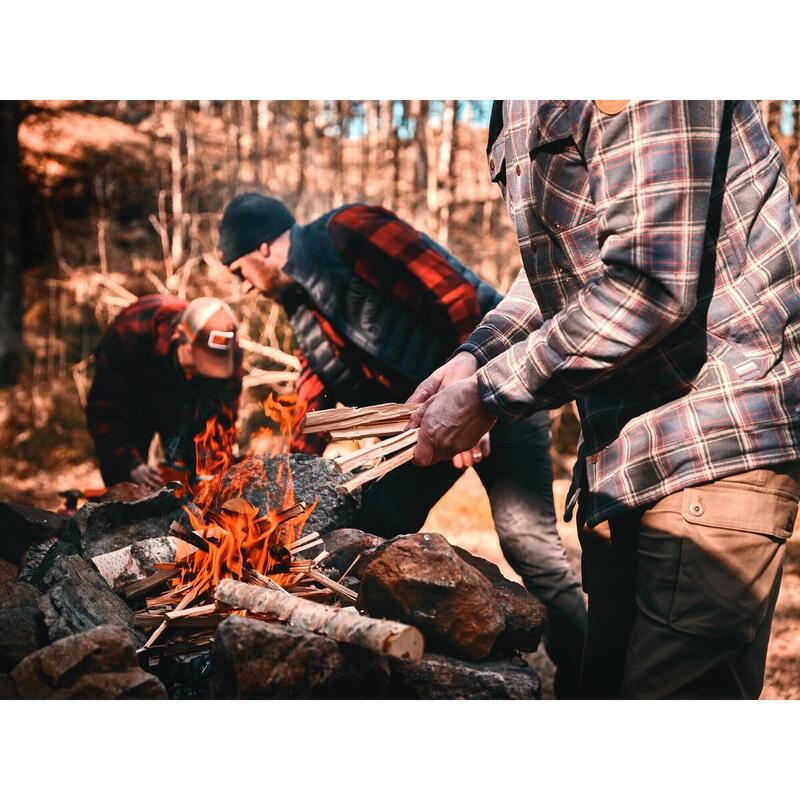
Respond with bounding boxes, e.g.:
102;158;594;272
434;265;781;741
524;108;595;234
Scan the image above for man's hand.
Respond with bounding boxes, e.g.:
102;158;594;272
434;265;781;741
130;463;164;492
410;375;497;467
407;351;479;405
451;433;491;470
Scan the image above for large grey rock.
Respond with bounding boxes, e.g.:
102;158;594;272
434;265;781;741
210;616;389;699
69;484;187;559
228;454;362;535
0;582;46;670
17;539;78;588
358;533;506;660
37;553;141;645
9;625;166;699
0;502;67;563
319;528;384;579
390;653;541;699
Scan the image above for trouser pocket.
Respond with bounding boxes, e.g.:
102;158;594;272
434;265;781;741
669;474;797;643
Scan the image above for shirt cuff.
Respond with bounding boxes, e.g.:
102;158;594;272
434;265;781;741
475;331;563;419
454;328;510;367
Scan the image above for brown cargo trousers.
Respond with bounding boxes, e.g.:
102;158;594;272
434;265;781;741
578;461;800;699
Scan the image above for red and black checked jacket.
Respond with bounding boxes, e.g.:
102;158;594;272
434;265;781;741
86;295;243;486
280;204;501;453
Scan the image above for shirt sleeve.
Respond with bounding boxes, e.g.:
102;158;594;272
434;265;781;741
86;330;144;485
477;101;722;419
455;267;543;366
328;205;482;347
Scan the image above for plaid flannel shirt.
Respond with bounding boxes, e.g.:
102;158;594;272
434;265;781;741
458;101;800;526
291;205;485;453
86;295;243;485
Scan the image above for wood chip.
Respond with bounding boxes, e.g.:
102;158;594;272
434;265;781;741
123;567;181;600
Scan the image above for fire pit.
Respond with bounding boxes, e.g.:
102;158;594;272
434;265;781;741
0;398;546;700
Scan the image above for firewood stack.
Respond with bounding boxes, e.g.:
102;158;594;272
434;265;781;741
126;497;410;662
300;403;420;494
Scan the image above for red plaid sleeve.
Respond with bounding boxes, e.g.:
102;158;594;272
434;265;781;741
86;304;155;484
328;205;481;347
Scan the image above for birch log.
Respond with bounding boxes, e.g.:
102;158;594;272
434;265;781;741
215;579;424;660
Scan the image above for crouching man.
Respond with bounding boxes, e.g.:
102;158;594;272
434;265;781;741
86;294;243;490
217;193;587;697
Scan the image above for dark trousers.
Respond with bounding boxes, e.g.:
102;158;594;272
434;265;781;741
578;462;800;699
355;411;587;697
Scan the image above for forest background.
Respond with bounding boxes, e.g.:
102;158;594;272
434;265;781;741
1;99;799;697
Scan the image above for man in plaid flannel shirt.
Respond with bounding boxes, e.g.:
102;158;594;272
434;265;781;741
87;295;243;489
410;101;800;699
219;193;588;696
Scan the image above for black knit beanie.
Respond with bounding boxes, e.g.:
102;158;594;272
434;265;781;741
218;192;296;265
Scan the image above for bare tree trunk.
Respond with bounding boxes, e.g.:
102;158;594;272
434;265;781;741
306;100;326;214
766;100;782;140
387;101;405;210
239;100;254;184
789;100;800;202
185;116;200;265
295;102;310;202
360;100;379;198
333;100;350;206
0;101;24;386
435;100;457;245
257;100;272;188
792;100;800;140
410;99;429;228
96;219;108;274
379;99;393;204
169;100;186;272
224;101;240;198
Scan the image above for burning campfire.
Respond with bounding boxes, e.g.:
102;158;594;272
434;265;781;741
0;397;546;700
134;394;360;657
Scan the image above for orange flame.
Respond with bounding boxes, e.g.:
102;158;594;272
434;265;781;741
249;392;308;456
175;393;314;596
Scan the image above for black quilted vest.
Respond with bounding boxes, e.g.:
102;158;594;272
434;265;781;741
280;208;502;405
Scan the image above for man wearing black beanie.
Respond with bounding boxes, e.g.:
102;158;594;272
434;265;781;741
218;192;587;697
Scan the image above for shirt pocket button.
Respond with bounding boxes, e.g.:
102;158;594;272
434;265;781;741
689;501;704;516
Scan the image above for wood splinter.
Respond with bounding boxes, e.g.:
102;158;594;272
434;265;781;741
332;428;418;473
337;445;417;495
